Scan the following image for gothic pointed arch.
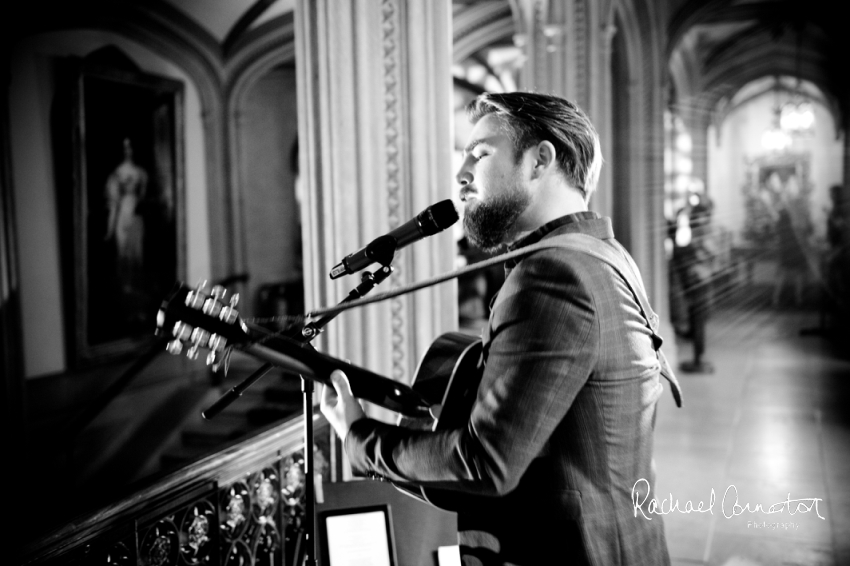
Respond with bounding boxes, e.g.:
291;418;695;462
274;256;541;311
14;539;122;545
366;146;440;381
224;14;299;317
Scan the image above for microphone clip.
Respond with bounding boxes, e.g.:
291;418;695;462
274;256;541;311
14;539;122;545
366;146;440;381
329;234;397;279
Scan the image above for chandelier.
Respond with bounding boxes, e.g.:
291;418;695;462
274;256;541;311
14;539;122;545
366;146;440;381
783;24;816;135
761;27;816;150
761;122;792;152
761;88;792;152
780;98;815;134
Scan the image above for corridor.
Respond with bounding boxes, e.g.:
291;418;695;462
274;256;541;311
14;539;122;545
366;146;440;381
655;299;850;566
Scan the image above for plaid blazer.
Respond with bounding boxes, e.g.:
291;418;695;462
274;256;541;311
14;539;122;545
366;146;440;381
346;213;674;566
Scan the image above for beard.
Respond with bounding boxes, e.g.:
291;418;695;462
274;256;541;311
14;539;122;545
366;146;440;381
463;185;531;252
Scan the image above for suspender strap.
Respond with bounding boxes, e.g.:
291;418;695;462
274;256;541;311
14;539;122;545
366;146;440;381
531;234;683;408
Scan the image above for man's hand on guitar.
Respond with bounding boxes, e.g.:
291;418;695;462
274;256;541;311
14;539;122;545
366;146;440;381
320;370;366;442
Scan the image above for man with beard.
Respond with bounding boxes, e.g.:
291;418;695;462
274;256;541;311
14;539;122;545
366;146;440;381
321;92;680;565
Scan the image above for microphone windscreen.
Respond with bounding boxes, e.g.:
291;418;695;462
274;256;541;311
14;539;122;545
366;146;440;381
425;199;460;234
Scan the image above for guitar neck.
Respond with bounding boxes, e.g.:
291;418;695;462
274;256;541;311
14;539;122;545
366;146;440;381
238;331;432;419
157;281;432;418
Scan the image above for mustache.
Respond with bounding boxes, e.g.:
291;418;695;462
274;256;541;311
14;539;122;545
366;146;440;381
459;186;476;201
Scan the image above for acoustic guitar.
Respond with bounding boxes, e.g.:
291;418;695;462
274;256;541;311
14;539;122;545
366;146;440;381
158;282;486;509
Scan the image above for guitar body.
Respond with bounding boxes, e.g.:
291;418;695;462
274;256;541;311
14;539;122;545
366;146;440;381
396;331;485;509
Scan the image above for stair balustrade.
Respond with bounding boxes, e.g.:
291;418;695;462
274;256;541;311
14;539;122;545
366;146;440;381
18;410;330;566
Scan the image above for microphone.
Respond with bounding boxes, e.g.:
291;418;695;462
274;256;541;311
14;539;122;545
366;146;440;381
330;199;459;279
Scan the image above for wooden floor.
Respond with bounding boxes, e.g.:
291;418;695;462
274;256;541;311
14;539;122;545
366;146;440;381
656;296;850;566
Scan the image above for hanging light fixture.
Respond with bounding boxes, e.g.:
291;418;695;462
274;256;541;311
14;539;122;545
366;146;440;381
780;24;816;136
762;80;792;151
762;123;792;151
780;99;815;133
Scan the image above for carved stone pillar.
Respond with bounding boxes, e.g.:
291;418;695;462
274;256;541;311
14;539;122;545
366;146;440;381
589;22;617;220
295;0;457;397
510;0;602;113
510;0;612;215
513;0;592;105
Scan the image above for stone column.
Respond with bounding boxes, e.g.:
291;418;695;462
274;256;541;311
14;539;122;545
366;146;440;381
295;0;457;397
513;0;590;104
588;21;617;219
510;0;613;215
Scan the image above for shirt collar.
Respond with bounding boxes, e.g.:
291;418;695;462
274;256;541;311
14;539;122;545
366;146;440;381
503;211;614;269
508;211;606;250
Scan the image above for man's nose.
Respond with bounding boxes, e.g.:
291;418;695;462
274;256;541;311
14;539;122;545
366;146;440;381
456;169;472;186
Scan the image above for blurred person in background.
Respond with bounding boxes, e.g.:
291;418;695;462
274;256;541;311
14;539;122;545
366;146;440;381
770;174;812;307
674;199;715;374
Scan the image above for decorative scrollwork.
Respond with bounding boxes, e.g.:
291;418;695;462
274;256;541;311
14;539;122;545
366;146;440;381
104;542;133;566
140;518;179;566
281;446;328;529
219;481;251;542
83;540;134;565
281;445;328;565
179;500;216;565
252;522;282;564
281;453;306;531
187;516;209;552
250;467;281;523
222;540;252;566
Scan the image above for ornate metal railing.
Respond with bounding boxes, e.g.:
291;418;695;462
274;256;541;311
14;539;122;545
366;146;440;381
18;411;329;566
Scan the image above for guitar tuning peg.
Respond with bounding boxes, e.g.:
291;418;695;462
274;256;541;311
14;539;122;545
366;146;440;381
166;339;183;355
219;303;239;324
202;297;223;317
211;285;226;300
186;344;200;360
209;334;227;352
185;289;206;310
191;328;211;347
173;322;193;341
229;293;240;307
205;351;217;366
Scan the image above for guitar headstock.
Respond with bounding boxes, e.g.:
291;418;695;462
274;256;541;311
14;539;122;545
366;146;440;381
156;281;250;367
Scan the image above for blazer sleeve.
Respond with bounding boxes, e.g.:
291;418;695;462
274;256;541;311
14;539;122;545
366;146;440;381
344;250;599;495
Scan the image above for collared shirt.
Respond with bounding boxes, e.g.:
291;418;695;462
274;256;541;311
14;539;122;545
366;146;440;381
509;211;602;252
504;211;612;274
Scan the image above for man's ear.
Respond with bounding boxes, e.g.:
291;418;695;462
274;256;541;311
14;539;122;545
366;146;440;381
531;140;557;178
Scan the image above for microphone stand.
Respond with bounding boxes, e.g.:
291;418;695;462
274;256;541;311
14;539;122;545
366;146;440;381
201;258;396;566
295;264;394;566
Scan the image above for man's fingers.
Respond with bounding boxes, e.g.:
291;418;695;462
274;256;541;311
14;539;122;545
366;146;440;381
330;369;355;397
320;382;335;409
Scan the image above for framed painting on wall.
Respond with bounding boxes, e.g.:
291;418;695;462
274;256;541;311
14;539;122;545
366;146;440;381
741;151;812;250
66;59;185;367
